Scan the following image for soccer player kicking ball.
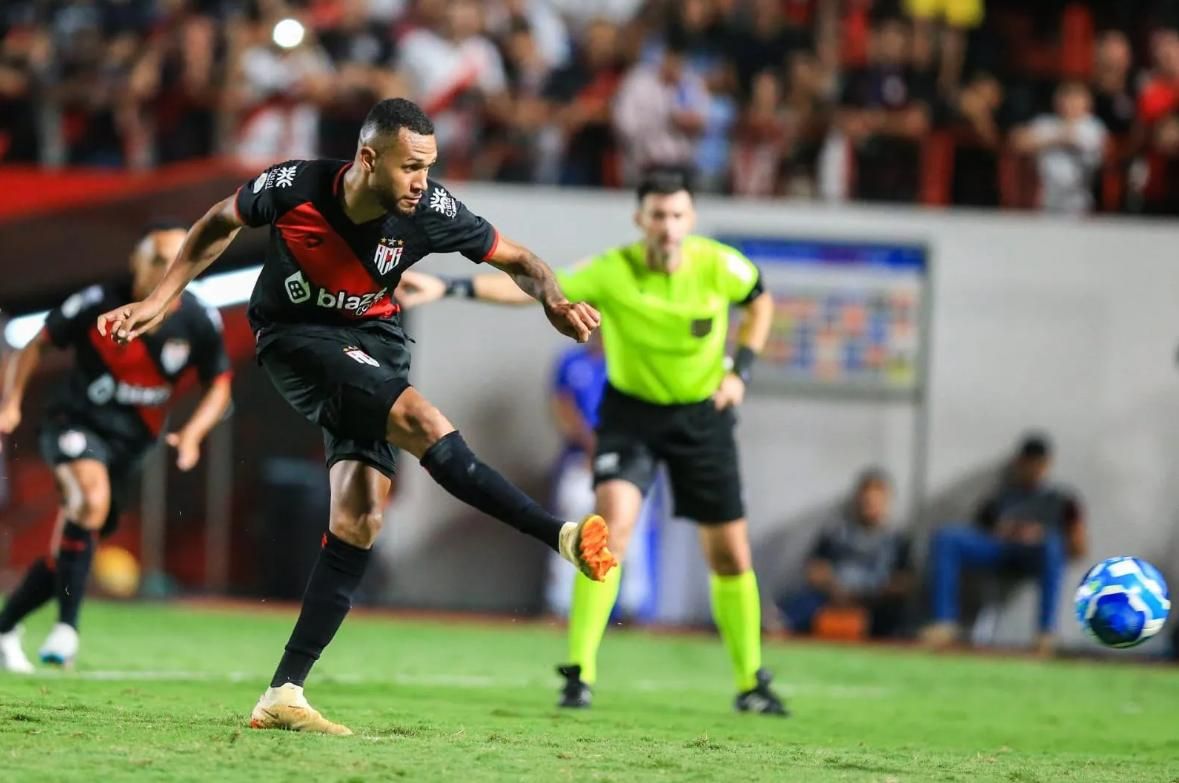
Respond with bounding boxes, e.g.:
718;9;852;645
96;98;616;736
0;222;233;671
415;169;786;715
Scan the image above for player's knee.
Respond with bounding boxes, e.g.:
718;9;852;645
606;524;634;561
72;486;111;530
389;396;453;455
707;548;749;577
330;508;384;548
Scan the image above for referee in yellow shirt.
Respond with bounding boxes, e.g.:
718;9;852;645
416;169;782;715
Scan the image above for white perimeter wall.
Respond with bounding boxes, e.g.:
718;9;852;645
378;184;1179;651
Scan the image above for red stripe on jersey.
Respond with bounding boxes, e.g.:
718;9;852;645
482;228;501;261
332;163;351;195
87;327;169;435
275;202;398;319
232;185;246;225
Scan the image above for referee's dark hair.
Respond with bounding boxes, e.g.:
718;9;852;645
360;98;435;146
636;166;696;202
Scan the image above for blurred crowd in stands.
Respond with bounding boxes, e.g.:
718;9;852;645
5;0;1179;215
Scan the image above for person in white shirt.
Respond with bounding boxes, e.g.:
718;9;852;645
612;31;709;183
397;0;508;169
1013;81;1108;215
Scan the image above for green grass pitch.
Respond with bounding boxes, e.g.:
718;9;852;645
2;602;1178;782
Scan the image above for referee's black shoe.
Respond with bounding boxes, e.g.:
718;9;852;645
734;668;789;716
556;664;592;709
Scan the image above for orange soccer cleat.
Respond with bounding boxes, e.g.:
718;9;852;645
559;514;618;582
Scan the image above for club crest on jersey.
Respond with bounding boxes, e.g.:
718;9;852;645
374;237;404;275
160;339;191;374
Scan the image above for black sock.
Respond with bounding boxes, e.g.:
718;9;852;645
270;531;371;689
0;557;57;634
420;431;565;551
56;522;95;629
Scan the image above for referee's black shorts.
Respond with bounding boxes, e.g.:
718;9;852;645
592;384;745;524
258;323;411;478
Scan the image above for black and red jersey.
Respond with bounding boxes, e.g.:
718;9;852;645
41;282;231;446
234;159;498;348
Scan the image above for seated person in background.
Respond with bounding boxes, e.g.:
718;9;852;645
779;469;913;639
922;434;1086;654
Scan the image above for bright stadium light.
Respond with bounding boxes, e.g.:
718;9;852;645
272;18;305;49
2;264;263;349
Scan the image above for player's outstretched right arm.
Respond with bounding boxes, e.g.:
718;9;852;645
98;196;244;343
0;329;49;433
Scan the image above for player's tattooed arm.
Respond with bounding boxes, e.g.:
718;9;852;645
484;236;600;343
98;196;244;343
484;236;566;309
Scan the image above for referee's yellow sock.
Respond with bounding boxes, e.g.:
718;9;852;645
710;570;763;692
567;566;621;685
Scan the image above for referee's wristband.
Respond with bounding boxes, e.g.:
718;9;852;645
731;346;756;384
443;277;476;299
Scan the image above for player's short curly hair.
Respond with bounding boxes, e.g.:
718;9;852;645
360;98;435;145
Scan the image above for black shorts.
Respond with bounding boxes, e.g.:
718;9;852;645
258;323;411;478
592;385;744;523
37;415;145;537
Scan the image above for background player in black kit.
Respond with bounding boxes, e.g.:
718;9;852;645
98;98;617;735
0;222;232;672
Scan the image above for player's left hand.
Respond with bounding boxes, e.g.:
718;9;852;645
545;300;600;343
713;373;746;410
166;431;201;471
98;299;168;343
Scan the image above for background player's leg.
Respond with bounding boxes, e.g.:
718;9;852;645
270;460;387;689
0;512;63;671
0;511;64;636
566;480;642;687
37;460;110;665
52;461;109;626
391;389;605;571
698;520;761;692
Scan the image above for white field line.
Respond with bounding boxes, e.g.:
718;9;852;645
17;669;890;698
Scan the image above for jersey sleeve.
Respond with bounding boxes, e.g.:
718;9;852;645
191;303;232;384
716;246;764;304
233;160;304;228
417;182;498;262
554;255;608;306
43;284;106;348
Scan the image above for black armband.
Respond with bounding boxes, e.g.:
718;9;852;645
443;277;476;299
732;346;756;384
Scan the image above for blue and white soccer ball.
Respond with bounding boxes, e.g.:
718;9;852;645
1074;557;1170;648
